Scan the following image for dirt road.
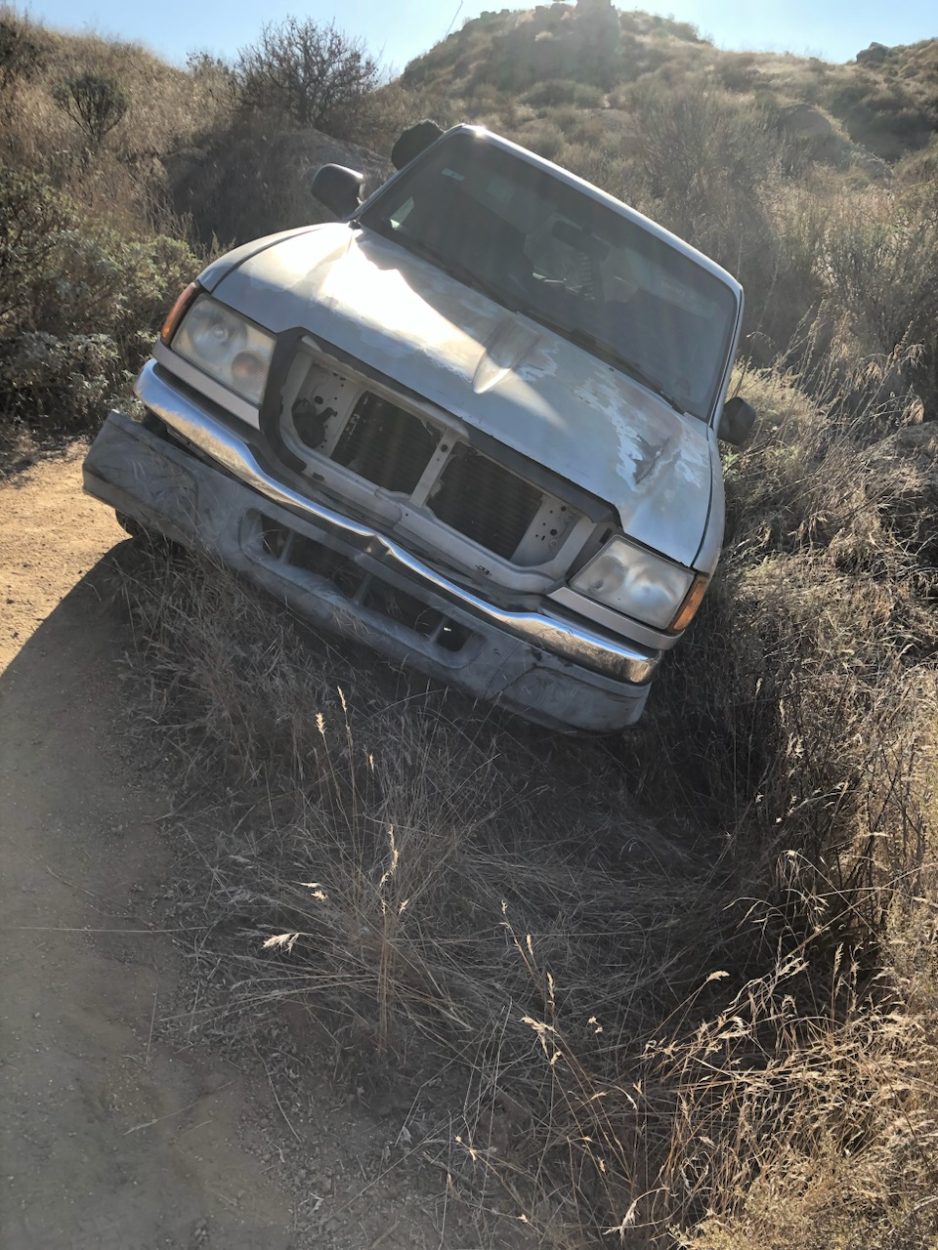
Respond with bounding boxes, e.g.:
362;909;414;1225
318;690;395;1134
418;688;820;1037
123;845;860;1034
1;450;297;1248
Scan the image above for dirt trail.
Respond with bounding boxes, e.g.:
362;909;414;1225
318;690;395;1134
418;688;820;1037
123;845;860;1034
1;450;296;1248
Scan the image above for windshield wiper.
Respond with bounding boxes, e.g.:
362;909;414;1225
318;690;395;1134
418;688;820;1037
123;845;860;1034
518;312;686;415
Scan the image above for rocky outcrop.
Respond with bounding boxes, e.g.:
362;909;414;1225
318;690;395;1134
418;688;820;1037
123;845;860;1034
856;42;889;67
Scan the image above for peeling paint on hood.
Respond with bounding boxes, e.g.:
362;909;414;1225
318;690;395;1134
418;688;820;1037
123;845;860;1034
212;222;719;567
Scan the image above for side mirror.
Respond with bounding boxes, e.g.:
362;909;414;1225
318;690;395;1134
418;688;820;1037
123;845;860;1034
719;395;757;447
311;164;364;218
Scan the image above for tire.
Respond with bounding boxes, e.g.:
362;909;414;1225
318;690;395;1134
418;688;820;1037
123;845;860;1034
115;510;146;539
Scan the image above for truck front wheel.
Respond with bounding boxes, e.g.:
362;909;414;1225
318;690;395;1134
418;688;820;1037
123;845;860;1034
115;510;147;540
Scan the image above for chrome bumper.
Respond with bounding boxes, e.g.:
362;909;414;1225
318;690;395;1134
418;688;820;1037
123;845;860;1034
134;360;657;687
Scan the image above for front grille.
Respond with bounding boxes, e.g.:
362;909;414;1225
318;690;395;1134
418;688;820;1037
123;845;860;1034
428;443;543;559
256;515;472;654
331;393;438;494
282;353;589;568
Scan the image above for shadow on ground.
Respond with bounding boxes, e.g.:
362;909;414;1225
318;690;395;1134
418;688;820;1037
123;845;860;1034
1;542;296;1249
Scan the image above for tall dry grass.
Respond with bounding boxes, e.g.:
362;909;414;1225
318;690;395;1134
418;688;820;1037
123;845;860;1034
120;346;938;1247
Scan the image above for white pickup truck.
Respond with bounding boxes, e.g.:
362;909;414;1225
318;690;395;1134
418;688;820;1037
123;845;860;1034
83;124;754;731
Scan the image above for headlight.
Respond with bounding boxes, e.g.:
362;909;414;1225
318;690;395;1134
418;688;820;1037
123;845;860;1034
171;295;275;405
571;537;707;631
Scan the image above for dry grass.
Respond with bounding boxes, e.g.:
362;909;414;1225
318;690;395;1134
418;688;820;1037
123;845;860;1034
119;347;938;1247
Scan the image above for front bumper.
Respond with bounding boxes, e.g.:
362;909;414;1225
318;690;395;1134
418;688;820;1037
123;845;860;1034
83;364;660;731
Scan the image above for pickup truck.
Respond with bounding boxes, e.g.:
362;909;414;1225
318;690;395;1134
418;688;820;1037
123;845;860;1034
83;124;754;732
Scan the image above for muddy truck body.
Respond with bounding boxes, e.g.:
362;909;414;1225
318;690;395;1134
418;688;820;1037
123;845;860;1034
84;125;754;731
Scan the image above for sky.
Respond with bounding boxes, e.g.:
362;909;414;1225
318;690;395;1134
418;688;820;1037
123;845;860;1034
14;0;938;73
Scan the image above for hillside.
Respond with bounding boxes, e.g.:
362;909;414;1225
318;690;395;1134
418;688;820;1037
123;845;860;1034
403;6;938;163
2;6;938;1250
4;0;935;446
396;4;938;409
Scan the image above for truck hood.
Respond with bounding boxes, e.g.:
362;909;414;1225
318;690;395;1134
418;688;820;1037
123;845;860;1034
211;223;717;568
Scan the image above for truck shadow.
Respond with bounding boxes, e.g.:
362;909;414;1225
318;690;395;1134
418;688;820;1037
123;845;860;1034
1;533;623;842
0;533;297;1250
1;540;134;690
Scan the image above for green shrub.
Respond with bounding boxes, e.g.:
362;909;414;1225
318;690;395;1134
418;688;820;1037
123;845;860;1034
0;165;72;330
521;77;604;109
1;331;121;425
0;162;198;431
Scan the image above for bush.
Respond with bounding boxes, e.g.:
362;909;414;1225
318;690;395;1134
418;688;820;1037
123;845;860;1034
718;55;764;93
1;331;120;426
234;18;381;131
516;117;566;161
0;12;43;106
52;71;128;151
827;73;936;159
0;163;198;432
0;165;72;330
168;115;392;248
521;77;604;109
822;194;938;413
478;3;624;93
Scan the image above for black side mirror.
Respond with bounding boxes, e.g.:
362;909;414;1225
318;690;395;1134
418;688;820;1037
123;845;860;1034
719;395;757;447
311;164;364;218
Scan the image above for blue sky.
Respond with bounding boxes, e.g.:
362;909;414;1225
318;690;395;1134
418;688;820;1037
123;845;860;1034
15;0;938;73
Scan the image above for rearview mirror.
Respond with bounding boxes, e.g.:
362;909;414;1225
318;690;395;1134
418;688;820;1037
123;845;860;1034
719;395;756;447
311;164;364;218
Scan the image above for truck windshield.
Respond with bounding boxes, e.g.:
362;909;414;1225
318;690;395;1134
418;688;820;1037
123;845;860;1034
360;132;738;421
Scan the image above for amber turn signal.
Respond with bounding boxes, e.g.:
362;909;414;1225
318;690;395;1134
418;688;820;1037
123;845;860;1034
160;281;200;345
669;573;710;633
